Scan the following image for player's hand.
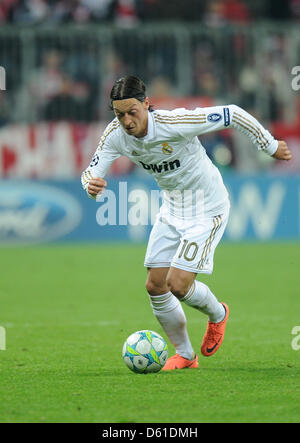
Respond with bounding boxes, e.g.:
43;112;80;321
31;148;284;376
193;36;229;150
272;141;292;161
88;177;107;196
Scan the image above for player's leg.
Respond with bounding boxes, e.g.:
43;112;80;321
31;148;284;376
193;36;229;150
146;267;196;362
167;267;226;323
169;208;230;357
145;266;169;296
144;216;197;366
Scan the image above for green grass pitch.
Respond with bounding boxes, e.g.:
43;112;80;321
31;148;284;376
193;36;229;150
0;242;300;423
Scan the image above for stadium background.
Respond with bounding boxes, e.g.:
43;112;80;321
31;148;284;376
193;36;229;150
0;0;300;244
1;0;300;425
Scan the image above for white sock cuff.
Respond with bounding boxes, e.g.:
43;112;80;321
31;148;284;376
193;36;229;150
149;291;180;313
181;281;197;302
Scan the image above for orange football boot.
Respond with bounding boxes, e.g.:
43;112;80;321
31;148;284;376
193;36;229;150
201;303;229;357
162;353;198;370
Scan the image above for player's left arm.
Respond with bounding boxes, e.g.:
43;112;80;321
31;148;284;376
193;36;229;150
271;140;292;161
179;104;292;161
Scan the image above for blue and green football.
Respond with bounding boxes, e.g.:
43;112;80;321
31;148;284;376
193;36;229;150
122;330;168;373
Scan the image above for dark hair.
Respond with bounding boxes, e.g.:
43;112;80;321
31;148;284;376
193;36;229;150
110;75;154;111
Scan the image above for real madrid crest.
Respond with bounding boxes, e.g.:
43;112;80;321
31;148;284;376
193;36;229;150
162;143;173;155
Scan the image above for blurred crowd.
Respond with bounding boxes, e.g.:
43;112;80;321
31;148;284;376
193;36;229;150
0;0;300;25
0;0;299;173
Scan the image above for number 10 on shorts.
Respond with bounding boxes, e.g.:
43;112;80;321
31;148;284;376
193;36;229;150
178;240;199;261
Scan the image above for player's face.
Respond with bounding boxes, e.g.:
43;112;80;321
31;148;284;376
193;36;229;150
113;97;149;138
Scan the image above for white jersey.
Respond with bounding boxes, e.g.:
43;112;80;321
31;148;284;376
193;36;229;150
81;104;278;217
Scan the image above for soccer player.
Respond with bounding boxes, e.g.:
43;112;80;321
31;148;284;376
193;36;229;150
81;75;291;370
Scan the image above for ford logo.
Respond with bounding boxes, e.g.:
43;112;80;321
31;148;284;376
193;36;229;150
207;113;222;122
0;182;82;244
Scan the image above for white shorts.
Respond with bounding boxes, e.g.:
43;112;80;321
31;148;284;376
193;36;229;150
144;205;230;274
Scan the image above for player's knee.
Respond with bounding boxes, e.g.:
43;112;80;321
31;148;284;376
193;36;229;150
145;278;168;296
166;277;189;299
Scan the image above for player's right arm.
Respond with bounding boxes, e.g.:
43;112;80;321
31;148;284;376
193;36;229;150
86;177;107;197
81;120;121;199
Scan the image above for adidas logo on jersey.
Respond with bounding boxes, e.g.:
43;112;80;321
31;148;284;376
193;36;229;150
139;159;181;173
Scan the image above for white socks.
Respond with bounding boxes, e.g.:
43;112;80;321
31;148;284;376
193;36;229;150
149;282;225;360
182;280;225;323
149;291;194;360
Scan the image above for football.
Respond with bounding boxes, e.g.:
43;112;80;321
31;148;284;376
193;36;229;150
122;330;168;373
